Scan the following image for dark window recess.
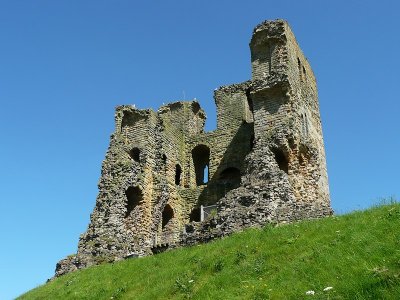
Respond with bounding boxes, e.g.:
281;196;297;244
125;186;143;217
192;144;210;186
175;164;182;185
272;148;289;174
121;111;134;131
162;154;167;164
189;207;201;222
120;110;146;132
162;204;174;228
130;148;140;162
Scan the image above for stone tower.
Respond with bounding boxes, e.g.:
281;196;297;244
55;19;331;277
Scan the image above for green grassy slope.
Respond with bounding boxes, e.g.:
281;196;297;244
19;203;400;299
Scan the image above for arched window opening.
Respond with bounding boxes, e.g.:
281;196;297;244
162;154;167;164
192;144;210;186
125;186;143;218
189;207;201;222
129;148;140;162
272;148;289;174
162;204;174;229
175;164;182;185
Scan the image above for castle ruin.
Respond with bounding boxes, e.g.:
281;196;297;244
55;19;332;277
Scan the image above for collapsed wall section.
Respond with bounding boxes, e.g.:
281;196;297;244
179;83;255;222
181;19;332;245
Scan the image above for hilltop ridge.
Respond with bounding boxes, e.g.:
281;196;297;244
20;202;400;299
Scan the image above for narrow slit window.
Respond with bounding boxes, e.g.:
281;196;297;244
203;165;209;184
129;148;140;162
175;164;182;185
297;57;302;81
192;145;210;186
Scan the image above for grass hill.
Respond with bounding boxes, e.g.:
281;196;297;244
19;202;400;299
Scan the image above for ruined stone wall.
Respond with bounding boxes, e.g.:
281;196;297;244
64;107;160;273
152;102;206;245
180;20;332;247
249;20;329;206
55;19;331;278
284;22;330;206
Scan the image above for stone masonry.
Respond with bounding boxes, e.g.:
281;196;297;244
55;19;332;277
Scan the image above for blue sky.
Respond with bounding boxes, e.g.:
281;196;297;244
1;1;399;299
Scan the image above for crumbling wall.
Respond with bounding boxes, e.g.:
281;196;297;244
179;19;332;247
152;101;206;246
55;19;331;278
